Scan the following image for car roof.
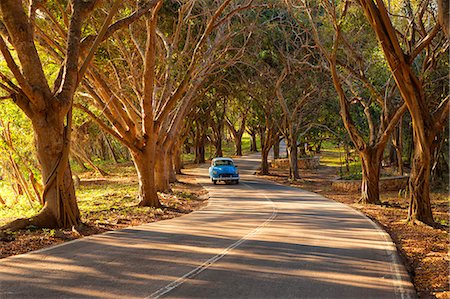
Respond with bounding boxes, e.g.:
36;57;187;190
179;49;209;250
212;157;234;162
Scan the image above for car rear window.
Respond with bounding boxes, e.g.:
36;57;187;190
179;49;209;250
214;160;233;166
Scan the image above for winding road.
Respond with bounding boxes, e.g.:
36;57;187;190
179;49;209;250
0;153;416;298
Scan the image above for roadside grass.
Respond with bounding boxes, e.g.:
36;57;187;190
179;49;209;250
317;149;363;179
0;161;208;258
0;181;42;226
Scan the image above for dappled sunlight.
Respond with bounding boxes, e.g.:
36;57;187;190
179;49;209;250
0;159;413;298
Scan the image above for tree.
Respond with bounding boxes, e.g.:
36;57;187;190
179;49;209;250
289;0;407;203
226;95;250;157
255;6;321;180
352;0;449;223
77;0;253;201
275;66;319;180
0;0;154;229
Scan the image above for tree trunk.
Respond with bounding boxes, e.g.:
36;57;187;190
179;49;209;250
168;148;177;183
2;113;81;230
259;129;265;154
174;144;183;174
131;147;161;208
154;146;171;192
359;149;382;205
273;138;280;159
103;133;119;163
34;114;81;228
392;118;404;175
408;141;434;225
234;135;243;156
195;136;205;164
194;127;206;164
72;153;88;171
249;131;258;152
261;147;270;175
214;137;223;157
287;136;299;180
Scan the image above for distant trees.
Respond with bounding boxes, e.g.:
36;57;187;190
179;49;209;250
226;95;250;157
76;1;253;205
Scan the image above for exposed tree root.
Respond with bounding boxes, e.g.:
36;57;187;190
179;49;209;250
357;196;381;205
1;208;59;232
405;217;448;230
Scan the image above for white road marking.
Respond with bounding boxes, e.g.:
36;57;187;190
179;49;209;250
147;181;278;299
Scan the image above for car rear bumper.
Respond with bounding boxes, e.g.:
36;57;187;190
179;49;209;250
211;176;239;181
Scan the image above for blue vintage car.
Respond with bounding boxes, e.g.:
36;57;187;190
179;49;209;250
209;157;239;185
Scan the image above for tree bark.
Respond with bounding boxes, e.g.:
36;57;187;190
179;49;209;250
359;148;383;204
72;153;89;171
2;112;81;230
408;139;434;224
234;137;243;156
168;148;177;183
173;143;183;174
154;146;171;192
392;119;404;175
287;135;299;180
214;137;223;157
131;146;160;208
273;138;280;159
261;147;270;175
249;130;258;152
194;129;206;164
259;128;265;153
34;112;81;228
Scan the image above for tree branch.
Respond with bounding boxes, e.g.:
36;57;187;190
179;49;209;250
74;103;138;152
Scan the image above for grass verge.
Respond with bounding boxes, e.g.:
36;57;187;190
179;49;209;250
0;162;208;259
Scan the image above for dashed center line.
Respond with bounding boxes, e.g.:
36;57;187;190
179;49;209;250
147;181;277;299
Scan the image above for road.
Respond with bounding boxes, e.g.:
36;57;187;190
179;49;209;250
0;153;416;299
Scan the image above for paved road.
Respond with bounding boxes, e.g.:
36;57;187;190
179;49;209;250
0;153;416;299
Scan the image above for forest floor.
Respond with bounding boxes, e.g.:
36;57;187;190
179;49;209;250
0;163;208;259
260;151;449;299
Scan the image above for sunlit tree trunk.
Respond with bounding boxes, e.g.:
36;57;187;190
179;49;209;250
168;147;177;183
173;142;183;174
154;145;171;192
31;111;80;228
131;144;160;208
359;148;383;204
408;136;434;223
353;0;449;225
